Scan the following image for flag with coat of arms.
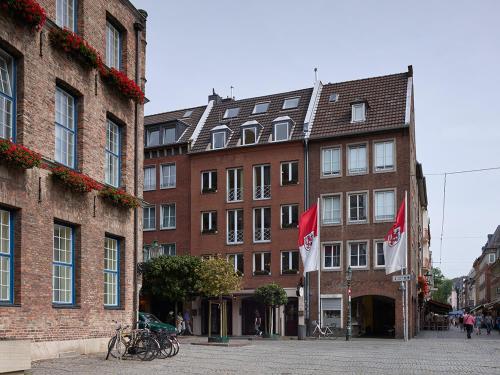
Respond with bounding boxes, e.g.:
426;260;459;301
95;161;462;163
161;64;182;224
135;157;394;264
298;203;319;273
383;197;407;275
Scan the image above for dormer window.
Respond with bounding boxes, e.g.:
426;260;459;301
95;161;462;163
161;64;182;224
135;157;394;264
274;122;290;142
282;97;300;110
252;102;270;115
163;127;176;144
223;107;240;119
243;127;257;145
212;131;226;149
146;128;160;147
351;103;366;122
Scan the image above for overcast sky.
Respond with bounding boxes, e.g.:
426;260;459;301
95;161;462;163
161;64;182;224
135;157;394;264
131;0;500;278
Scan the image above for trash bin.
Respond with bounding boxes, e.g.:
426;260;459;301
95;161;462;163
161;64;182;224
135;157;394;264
297;324;306;340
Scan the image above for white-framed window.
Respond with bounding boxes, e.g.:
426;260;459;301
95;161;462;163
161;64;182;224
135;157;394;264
160;163;176;189
323;243;341;270
55;87;76;168
161;243;176;256
146;128;160;147
227;168;243;202
281;250;299;274
163;127;176;144
329;93;339;103
106;21;121;70
488;253;496;264
53;223;74;304
242;127;257;145
252;102;269;114
212;131;226;149
281;161;298;185
0;209;12;303
223;107;240;119
227;253;244;275
253;207;271;242
227;209;243;244
105;119;120;187
144;166;156;191
104;236;119;307
160;204;176;229
374;140;395;172
0;49;14;141
143;206;156;230
347;144;367;175
321;297;342;328
348;192;368;223
253;164;271;199
349;242;368;268
201;170;217;193
273;122;290;142
253;252;271;275
322;195;341;225
322;147;341;177
374;241;385;268
282;97;300;110
351;103;366;122
56;0;76;31
281;204;298;229
201;211;217;234
374;190;395;221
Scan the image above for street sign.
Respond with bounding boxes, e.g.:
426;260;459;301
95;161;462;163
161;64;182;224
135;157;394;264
392;274;413;282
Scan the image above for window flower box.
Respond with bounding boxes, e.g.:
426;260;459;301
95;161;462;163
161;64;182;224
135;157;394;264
0;138;41;169
253;270;270;276
281;222;298;229
282;269;298;275
0;0;46;31
49;27;101;69
99;187;140;209
50;166;101;193
99;67;145;104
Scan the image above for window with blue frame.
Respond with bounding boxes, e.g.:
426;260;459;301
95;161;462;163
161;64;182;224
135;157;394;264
0;48;15;141
0;209;13;304
53;223;74;305
105;119;121;187
104;236;119;307
56;0;77;31
55;88;77;168
106;21;121;70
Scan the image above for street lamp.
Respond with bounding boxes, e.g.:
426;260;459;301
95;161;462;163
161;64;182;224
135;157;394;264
346;266;352;341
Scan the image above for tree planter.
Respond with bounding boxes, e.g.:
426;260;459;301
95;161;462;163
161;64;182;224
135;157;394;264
99;187;140;209
99;67;145;104
50;166;101;193
49;27;101;69
0;0;46;31
208;336;229;343
0;139;41;169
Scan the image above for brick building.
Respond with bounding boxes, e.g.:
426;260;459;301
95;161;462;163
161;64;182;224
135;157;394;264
0;0;147;360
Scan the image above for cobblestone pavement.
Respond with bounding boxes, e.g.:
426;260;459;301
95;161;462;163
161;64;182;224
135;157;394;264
32;328;500;375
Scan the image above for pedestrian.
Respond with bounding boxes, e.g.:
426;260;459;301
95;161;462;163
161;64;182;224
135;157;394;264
458;315;464;331
474;313;482;335
463;311;475;339
183;310;193;335
496;316;500;334
254;310;262;336
176;312;185;334
484;314;493;335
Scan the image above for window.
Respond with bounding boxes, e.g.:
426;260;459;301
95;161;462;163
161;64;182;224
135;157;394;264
227;209;243;244
56;0;76;31
348;192;368;223
212;131;226;149
253;252;271;275
273;122;290;142
281;161;298;185
282;97;300;110
227;168;243;202
160;164;176;189
161;204;176;229
374;190;395;221
163;127;176;144
375;241;385;267
281;204;298;229
253;165;270;199
351;103;366;122
323;243;341;269
242;127;257;145
348;144;367;174
488;253;496;264
104;237;119;307
55;87;76;168
253;207;271;242
374;141;395;171
146;128;160;147
144;166;156;191
143;206;155;230
53;223;74;304
322;195;341;225
252;102;269;114
349;242;368;268
201;211;217;233
182;110;193;118
0;49;14;141
0;209;12;303
329;93;339;103
106;21;121;70
228;253;244;275
321;298;341;328
105;120;120;187
201;170;217;193
161;243;176;256
281;251;299;274
223;107;240;119
322;147;341;177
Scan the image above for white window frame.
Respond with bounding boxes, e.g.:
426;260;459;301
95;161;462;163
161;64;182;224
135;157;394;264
226;209;243;245
144;166;156;191
373;240;385;268
252;102;270;115
253;164;271;200
281;250;299;275
143;206;156;231
280;161;298;185
104;236;119;307
347;191;369;224
373;139;396;173
227;253;244;275
106;21;121;70
321;193;342;226
322;242;342;271
273;122;290;142
223;107;240;119
348;241;369;269
52;223;74;305
347;143;368;175
105;119;120;188
488;253;496;264
321;146;342;178
280;204;298;229
253;252;271;275
226;168;243;202
0;49;14;141
146;128;160;147
373;189;396;222
160;163;176;189
351;103;366;123
0;209;12;303
201;211;217;233
163;127;177;145
160;204;176;230
212;131;226;149
161;243;176;256
201;170;217;193
320;294;343;329
56;0;76;31
242;126;257;145
55;87;76;168
282;97;300;110
253;207;271;243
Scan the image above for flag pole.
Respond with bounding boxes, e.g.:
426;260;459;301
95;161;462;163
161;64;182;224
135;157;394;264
404;190;409;341
317;197;321;328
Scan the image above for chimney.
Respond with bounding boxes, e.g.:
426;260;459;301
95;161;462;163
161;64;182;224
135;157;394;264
407;65;413;77
208;88;222;104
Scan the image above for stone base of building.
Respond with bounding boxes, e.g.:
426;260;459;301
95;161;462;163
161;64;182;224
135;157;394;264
0;340;31;374
31;337;109;362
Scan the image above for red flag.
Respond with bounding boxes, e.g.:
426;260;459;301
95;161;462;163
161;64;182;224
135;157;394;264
383;198;406;275
298;204;319;273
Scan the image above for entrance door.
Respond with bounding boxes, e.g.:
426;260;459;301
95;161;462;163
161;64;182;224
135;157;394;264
201;299;233;335
284;298;298;336
241;297;265;335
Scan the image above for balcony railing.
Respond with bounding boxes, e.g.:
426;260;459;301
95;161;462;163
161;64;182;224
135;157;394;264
227;230;243;244
254;228;271;242
254;185;271;199
228;188;242;201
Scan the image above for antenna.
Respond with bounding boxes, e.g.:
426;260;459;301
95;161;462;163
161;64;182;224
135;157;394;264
314;67;318;83
230;85;234;99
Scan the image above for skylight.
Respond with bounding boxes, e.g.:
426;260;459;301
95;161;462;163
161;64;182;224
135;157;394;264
183;110;193;118
329;93;339;103
252;102;270;114
282;97;300;110
223;107;240;119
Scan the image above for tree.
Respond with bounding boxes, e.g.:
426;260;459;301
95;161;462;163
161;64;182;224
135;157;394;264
254;283;288;336
431;267;452;304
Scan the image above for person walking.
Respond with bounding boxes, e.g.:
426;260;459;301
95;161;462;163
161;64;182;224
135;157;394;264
458;315;464;331
254;310;262;336
463;311;475;339
183;310;193;335
484;314;493;335
474;313;483;335
176;312;185;335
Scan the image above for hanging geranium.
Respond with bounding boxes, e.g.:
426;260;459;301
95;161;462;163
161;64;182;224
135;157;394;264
49;27;102;69
50;166;102;193
99;187;140;209
0;138;42;169
0;0;47;31
99;66;145;104
418;275;430;296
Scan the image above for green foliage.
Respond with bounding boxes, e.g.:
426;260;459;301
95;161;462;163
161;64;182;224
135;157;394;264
198;257;242;297
431;267;452;304
255;283;288;307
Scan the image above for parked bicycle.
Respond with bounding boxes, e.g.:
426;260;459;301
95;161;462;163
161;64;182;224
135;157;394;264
311;320;338;339
106;320;160;361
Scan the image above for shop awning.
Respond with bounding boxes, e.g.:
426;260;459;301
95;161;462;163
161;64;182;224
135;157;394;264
427;299;452;315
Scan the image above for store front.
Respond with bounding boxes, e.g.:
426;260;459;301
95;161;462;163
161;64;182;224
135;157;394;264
351;295;395;337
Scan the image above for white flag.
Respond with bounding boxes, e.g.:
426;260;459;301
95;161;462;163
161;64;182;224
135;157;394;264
383;198;406;275
298;204;319;273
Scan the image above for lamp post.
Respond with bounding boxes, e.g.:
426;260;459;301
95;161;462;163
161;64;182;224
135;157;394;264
346;266;352;341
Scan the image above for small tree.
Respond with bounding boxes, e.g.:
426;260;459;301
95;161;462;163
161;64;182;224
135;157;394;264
254;283;288;336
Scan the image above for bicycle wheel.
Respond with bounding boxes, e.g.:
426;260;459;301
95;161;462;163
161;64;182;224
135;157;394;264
158;333;173;358
170;336;180;356
135;335;153;361
107;335;128;359
106;336;117;360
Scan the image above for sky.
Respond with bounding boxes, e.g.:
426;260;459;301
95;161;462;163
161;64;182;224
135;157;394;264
131;0;500;278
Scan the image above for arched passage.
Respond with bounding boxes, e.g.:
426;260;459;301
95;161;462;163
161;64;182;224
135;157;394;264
351;295;395;338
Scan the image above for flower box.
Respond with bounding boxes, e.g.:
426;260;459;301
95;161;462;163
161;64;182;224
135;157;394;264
281;222;298;229
49;27;101;69
0;0;46;31
99;187;140;209
282;269;298;275
0;138;41;169
253;270;271;276
50;166;101;193
99;67;145;104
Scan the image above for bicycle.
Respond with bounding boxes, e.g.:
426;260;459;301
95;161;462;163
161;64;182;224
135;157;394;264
106;321;160;361
311;321;338;339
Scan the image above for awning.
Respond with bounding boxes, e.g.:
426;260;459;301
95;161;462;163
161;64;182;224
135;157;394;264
426;299;452;315
483;298;500;310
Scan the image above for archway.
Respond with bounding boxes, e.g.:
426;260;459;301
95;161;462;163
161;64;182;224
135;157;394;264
351;295;395;338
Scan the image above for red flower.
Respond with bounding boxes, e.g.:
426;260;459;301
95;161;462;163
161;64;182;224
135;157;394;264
99;67;145;104
0;0;47;31
50;166;102;193
0;138;42;169
49;27;100;69
99;187;140;209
